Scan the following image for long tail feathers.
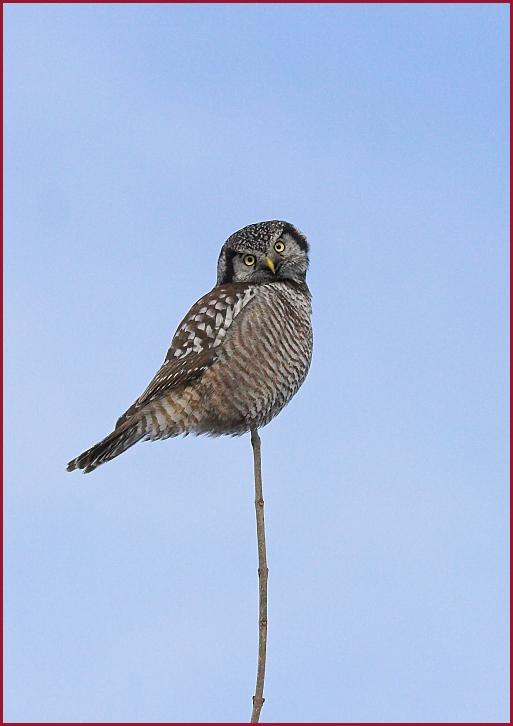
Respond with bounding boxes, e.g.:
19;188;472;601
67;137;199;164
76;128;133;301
67;418;145;474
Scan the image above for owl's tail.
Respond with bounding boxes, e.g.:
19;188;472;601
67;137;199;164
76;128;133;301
66;417;145;474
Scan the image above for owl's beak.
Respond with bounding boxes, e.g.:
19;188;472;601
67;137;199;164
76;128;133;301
264;257;276;274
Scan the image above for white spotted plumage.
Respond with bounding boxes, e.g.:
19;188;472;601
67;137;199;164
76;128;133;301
168;286;255;362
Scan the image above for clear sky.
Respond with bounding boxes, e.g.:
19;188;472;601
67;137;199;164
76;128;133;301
4;3;509;722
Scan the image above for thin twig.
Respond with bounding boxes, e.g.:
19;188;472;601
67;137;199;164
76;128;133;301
250;428;268;723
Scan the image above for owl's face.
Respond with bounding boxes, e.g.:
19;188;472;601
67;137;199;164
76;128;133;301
217;220;309;286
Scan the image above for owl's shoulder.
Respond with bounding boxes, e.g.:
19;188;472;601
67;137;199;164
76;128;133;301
166;282;257;362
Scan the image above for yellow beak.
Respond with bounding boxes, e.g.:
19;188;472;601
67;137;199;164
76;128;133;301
265;257;276;274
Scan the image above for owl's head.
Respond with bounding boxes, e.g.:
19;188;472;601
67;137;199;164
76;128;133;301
216;220;309;286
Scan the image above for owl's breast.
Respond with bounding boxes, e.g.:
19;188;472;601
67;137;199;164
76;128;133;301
195;281;312;435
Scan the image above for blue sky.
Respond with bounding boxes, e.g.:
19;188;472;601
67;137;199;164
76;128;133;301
4;3;509;722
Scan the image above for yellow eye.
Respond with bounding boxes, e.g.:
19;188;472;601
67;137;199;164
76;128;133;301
243;254;255;266
274;240;285;253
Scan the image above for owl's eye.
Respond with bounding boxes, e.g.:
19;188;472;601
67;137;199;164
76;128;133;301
274;240;286;253
243;254;255;266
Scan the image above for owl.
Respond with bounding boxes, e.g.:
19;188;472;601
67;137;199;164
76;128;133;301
67;220;312;473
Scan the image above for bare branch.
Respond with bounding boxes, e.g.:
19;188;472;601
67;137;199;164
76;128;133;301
250;428;268;723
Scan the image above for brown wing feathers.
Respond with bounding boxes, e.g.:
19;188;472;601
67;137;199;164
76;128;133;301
67;283;256;472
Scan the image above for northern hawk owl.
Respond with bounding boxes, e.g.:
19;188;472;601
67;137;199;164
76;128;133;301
67;220;312;473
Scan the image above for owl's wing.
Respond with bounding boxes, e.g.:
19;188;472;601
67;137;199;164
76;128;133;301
115;283;256;428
